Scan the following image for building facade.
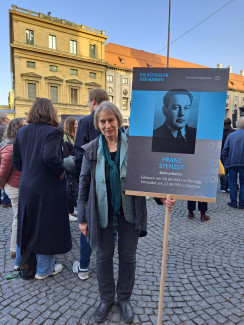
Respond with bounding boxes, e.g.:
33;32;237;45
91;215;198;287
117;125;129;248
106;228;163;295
106;67;132;125
8;6;244;124
9;5;107;117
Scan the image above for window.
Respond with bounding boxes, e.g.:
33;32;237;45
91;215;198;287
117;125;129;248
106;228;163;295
49;35;56;49
227;95;229;99
108;87;113;94
28;83;36;101
27;61;36;68
122;97;128;110
70;69;78;76
123;78;128;84
71;88;78;105
107;75;113;82
226;103;229;107
89;72;96;79
50;86;58;103
49;65;58;72
120;58;125;64
26;29;34;45
108;95;113;103
70;40;77;54
234;96;238;101
89;44;96;58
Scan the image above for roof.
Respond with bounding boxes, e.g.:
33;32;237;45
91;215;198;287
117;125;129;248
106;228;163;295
105;43;244;92
105;43;208;70
228;73;244;92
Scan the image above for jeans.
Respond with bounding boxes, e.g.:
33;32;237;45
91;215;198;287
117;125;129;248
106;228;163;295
3;190;11;205
15;245;22;267
96;214;139;303
15;245;55;275
228;166;244;208
80;233;92;269
4;184;19;253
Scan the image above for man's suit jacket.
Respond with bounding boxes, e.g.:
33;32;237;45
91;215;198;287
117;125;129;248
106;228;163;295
152;123;196;154
73;110;100;180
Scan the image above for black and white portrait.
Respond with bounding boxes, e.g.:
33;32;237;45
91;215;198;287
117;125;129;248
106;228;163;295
151;89;199;154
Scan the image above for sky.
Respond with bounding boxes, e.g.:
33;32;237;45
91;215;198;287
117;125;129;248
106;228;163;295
0;0;243;105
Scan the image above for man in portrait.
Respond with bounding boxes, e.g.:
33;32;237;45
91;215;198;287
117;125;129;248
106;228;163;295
151;89;197;154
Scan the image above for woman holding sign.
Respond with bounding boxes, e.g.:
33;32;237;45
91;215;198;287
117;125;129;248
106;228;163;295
76;101;175;323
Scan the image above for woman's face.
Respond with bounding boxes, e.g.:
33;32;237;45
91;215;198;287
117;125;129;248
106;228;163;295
97;110;119;139
74;120;78;132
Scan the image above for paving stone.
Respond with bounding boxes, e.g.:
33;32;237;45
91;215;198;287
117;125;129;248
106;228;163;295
1;191;244;324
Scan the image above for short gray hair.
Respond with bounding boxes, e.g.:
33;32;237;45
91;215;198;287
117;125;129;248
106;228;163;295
236;116;244;129
0;112;7;121
94;101;123;130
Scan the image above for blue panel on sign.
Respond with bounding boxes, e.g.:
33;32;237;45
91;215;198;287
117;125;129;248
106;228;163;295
196;92;227;140
129;91;157;137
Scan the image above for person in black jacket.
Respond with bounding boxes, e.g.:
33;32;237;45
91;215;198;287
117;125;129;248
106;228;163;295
222;118;235;150
72;88;109;281
220;118;235;192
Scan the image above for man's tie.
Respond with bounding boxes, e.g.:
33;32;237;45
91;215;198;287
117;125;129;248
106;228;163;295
177;129;186;146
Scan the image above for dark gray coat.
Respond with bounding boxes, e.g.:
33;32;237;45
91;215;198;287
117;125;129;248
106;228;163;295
13;123;72;255
77;136;147;251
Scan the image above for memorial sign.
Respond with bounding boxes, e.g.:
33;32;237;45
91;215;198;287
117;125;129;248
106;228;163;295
126;68;229;202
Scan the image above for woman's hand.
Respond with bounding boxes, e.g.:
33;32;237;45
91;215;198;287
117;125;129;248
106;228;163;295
79;222;88;237
160;198;176;211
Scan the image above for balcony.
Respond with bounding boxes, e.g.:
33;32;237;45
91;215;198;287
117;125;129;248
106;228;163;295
11;5;106;35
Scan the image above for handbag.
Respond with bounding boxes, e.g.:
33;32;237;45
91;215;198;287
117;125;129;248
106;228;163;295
218;160;225;178
20;251;37;280
63;155;75;173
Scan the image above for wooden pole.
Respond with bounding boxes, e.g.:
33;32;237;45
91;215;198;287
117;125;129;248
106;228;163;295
166;0;171;68
157;194;171;325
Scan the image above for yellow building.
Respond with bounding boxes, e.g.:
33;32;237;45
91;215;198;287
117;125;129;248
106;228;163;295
9;5;107;117
8;90;14;109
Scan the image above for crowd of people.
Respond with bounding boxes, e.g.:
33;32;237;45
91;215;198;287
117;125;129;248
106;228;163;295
0;89;243;323
0;91;175;323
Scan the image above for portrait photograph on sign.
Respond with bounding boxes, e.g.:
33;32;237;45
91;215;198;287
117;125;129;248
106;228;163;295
126;68;229;202
151;89;199;154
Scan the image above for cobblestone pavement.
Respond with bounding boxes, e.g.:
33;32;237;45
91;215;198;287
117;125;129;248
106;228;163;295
1;189;244;324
